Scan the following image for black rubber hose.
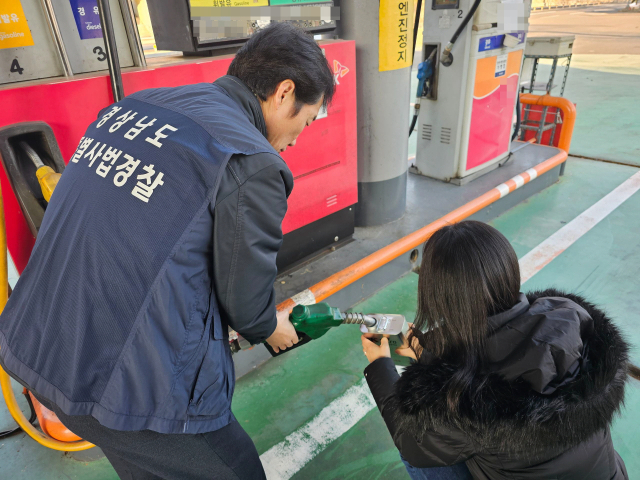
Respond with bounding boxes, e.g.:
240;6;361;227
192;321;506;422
441;0;482;66
450;0;481;45
409;0;424;138
411;0;423;64
409;113;419;137
512;91;521;142
0;387;37;439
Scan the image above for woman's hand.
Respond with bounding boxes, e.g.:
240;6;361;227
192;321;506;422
394;323;421;361
361;334;391;363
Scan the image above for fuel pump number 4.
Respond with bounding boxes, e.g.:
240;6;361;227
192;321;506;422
10;59;24;75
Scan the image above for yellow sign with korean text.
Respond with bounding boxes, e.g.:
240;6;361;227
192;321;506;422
379;0;414;72
0;0;34;50
190;0;269;6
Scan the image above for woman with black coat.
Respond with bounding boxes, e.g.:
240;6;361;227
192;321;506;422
362;221;631;480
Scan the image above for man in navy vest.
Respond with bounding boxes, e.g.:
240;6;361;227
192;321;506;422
0;23;334;479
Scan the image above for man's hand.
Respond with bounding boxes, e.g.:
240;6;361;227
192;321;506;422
266;309;299;353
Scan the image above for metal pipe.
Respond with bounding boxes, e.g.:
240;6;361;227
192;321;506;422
19;142;45;169
276;94;576;313
510;138;536;154
120;0;147;68
40;0;73;77
96;0;125;102
277;150;568;313
341;312;376;327
520;94;577;153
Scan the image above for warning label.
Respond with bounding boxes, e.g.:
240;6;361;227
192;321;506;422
495;54;507;78
0;0;34;50
379;0;414;72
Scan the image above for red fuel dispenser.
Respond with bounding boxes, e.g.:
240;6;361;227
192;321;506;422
0;40;357;274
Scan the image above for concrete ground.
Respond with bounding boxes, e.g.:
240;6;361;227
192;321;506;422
529;4;640;165
529;4;640;55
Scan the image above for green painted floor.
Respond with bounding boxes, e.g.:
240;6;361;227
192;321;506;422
534;56;640;166
232;157;640;479
1;162;639;478
234;276;418;480
491;159;640;474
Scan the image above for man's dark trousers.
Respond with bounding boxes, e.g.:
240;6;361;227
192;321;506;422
49;398;266;480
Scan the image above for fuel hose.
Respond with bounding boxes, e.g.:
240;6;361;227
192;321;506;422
440;0;482;66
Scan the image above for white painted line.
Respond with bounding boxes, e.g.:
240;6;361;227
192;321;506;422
260;379;376;480
520;170;640;284
290;288;316;306
496;183;510;198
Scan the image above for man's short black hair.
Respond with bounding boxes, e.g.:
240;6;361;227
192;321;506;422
228;23;335;114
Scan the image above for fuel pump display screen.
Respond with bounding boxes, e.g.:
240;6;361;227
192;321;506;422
432;0;459;9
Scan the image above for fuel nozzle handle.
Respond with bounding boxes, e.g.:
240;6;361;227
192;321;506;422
20;141;61;202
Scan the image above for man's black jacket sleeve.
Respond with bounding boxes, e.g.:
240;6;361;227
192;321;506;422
212;152;293;344
364;357;475;468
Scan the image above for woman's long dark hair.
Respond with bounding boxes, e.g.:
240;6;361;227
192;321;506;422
411;221;521;412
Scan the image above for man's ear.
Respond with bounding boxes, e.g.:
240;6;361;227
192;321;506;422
275;80;296;109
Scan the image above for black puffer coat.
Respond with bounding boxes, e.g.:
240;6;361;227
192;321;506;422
364;289;630;479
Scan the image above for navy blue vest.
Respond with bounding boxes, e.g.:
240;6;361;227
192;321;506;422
0;82;278;433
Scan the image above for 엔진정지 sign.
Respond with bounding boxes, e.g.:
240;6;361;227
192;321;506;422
379;0;414;72
0;0;34;50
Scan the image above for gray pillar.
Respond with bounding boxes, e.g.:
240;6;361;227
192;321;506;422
338;0;411;227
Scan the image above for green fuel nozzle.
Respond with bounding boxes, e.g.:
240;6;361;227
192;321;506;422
289;303;376;340
230;303;411;365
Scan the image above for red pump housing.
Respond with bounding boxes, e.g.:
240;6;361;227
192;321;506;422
0;40;357;274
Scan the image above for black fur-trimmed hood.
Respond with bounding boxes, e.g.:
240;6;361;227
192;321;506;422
391;289;630;453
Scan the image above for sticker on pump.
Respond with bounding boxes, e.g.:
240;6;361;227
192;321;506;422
69;0;103;40
479;31;526;52
495;54;508;78
378;0;415;72
0;0;34;50
438;13;451;29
